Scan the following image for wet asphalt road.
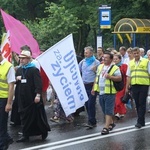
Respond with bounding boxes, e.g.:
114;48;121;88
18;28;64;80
8;100;150;150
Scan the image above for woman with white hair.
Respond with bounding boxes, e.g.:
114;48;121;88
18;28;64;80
147;50;150;60
139;48;145;57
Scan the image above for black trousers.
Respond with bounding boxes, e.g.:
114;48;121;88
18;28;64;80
0;98;11;148
10;97;21;125
131;85;149;125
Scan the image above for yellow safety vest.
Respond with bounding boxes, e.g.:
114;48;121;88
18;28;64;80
93;64;119;94
129;58;150;85
0;61;12;98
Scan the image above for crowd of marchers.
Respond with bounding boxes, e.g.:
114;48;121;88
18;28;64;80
79;46;150;135
0;44;150;149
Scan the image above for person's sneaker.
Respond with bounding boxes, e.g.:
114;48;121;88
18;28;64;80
66;116;74;123
135;123;142;128
18;131;23;135
10;121;15;126
16;136;29;143
42;132;48;140
115;113;121;120
120;114;125;118
7;138;14;145
3;138;14;150
83;123;97;129
50;116;60;123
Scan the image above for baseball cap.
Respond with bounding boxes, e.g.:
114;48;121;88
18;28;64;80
19;50;31;58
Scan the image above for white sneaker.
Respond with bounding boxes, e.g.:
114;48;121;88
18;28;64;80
18;131;23;135
120;114;125;118
115;113;121;120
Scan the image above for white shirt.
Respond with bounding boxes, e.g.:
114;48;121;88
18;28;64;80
124;57;130;65
121;52;129;64
99;65;121;95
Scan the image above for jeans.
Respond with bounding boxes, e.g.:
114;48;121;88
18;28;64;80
84;84;97;125
0;98;11;148
132;85;149;125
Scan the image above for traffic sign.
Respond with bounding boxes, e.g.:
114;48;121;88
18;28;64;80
99;5;111;29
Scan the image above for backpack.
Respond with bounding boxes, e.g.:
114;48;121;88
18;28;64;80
107;65;124;92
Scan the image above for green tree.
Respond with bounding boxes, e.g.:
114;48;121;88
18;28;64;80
25;0;101;54
0;0;47;19
1;0;150;53
25;2;79;50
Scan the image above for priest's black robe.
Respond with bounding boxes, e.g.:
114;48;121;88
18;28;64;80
16;66;50;137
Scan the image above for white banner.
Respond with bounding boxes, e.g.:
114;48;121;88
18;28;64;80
37;34;88;116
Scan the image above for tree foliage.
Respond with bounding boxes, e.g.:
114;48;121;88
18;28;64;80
25;2;79;50
0;0;150;53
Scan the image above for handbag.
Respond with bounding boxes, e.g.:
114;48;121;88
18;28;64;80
121;92;132;104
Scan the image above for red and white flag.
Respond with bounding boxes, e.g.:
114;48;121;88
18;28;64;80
1;31;12;62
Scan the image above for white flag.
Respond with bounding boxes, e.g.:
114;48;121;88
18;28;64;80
37;34;88;116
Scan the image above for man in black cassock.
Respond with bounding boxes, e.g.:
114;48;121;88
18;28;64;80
16;49;50;142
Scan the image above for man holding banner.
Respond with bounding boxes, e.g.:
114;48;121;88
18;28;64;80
79;46;100;129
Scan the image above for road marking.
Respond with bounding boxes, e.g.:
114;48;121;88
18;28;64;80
20;122;150;150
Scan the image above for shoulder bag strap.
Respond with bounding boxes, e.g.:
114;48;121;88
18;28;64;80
107;65;114;94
